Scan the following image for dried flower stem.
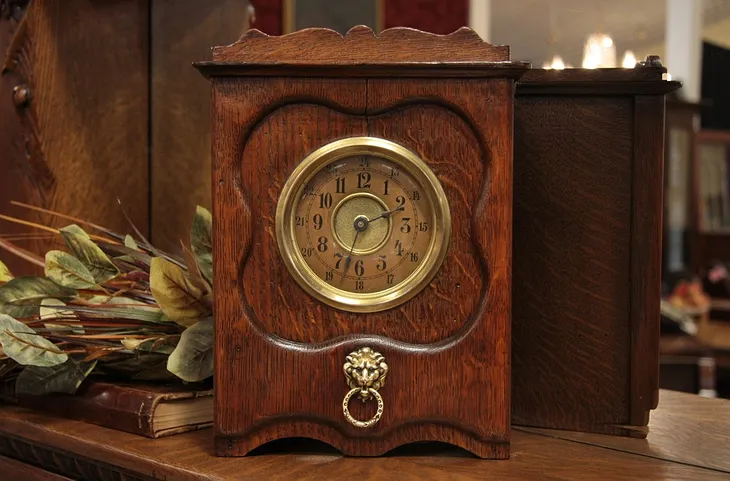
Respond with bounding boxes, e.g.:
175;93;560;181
0;213;117;245
2;330;67;355
0;239;45;268
10;200;122;240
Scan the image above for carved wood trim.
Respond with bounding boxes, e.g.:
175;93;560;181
208;25;510;64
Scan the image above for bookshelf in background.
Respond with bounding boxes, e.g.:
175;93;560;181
663;92;703;277
690;129;730;274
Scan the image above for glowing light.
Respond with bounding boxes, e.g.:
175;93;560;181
551;55;565;69
582;34;616;68
622;50;637;68
543;55;568;70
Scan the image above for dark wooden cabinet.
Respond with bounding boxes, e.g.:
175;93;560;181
512;68;680;436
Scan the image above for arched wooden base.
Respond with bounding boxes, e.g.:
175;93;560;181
215;422;509;459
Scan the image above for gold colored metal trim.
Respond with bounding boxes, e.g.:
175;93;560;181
330;192;392;255
342;347;387;428
343;388;383;428
275;136;451;313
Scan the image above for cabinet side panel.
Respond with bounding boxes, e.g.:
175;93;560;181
631;95;667;425
512;96;633;434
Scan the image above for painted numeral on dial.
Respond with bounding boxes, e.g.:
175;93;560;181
319;192;333;209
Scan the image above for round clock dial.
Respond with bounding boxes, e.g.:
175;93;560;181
276;137;451;313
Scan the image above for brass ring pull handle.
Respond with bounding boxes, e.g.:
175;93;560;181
342;347;388;429
342;387;383;428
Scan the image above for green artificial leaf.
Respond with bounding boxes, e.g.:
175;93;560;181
150;257;211;327
166;317;213;382
44;250;97;290
0;259;12;282
190;206;213;285
61;224;91;239
124;235;139;250
0;314;67;366
96;241;151;267
40;299;84;334
116;235;141;263
59;224;119;284
0;276;76;318
15;358;97;396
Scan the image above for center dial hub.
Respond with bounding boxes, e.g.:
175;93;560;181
332;193;392;256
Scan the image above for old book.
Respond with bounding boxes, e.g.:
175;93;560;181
2;380;213;438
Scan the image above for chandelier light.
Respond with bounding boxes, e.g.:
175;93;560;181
582;33;616;68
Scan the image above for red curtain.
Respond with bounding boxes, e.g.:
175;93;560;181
250;0;283;35
384;0;468;34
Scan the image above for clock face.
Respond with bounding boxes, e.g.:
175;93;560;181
276;137;451;312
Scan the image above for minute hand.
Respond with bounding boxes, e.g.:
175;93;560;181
369;205;405;223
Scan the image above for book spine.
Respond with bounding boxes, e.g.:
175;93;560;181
16;389;156;438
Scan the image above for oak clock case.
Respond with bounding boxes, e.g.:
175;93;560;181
195;26;526;459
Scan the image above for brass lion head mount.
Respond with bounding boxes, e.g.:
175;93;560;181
343;347;388;402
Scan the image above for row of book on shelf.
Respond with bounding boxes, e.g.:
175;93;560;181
697;140;730;232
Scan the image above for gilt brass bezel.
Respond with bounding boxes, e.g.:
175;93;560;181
275;136;451;313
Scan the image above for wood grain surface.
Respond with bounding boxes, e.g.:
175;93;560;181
0;390;727;480
630;95;667;426
512;96;634;435
150;0;249;254
0;0;149;275
512;75;680;437
210;73;517;457
0;1;32;276
210;25;509;64
518;390;730;474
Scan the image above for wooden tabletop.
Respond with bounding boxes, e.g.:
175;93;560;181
0;389;728;480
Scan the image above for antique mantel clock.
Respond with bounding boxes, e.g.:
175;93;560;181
196;26;527;458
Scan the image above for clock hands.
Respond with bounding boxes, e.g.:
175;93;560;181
339;206;404;282
340;215;369;282
369;205;405;223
